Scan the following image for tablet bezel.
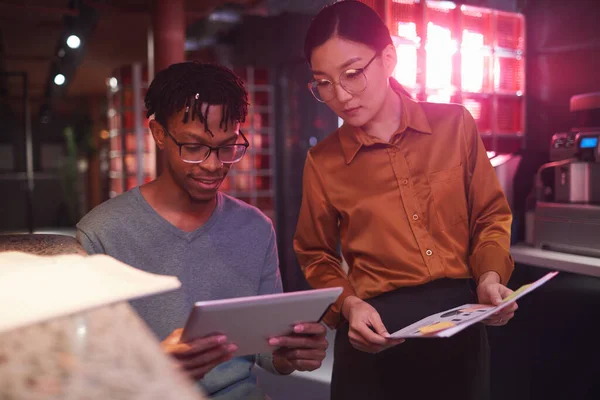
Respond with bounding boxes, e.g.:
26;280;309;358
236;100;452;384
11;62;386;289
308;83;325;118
179;287;343;356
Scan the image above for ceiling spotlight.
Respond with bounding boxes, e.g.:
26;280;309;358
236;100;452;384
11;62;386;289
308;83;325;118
54;74;66;86
66;35;81;49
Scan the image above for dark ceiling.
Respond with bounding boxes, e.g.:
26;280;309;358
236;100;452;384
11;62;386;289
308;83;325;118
0;0;264;118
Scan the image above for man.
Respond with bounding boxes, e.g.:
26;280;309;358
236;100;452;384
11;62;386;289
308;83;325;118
77;61;328;400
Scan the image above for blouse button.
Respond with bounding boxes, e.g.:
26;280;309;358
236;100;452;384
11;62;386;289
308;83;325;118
425;249;433;256
402;179;409;185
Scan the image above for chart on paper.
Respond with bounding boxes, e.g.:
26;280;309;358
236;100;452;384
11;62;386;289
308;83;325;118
389;271;558;339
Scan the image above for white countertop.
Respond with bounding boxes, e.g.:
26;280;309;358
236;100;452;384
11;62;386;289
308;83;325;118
510;244;600;278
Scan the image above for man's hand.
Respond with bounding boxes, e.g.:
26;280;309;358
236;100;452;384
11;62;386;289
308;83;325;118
477;271;518;326
161;328;237;380
342;296;405;354
268;322;329;374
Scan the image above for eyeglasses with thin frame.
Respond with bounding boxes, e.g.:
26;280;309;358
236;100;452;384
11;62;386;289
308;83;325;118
308;53;379;103
162;125;249;164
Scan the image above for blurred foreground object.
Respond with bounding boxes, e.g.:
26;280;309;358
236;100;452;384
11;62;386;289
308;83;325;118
0;251;207;400
0;234;86;256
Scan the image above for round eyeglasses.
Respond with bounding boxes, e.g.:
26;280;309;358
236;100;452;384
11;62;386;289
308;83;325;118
163;126;249;164
308;53;378;103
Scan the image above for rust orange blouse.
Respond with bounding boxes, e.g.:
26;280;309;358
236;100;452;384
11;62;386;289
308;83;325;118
293;83;514;328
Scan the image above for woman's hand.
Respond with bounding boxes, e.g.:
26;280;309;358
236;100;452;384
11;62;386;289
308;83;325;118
477;272;518;326
342;296;405;353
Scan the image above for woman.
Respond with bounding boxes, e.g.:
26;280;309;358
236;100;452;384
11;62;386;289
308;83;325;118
293;1;518;399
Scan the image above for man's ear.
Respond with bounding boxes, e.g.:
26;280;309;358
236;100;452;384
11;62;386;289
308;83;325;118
149;119;166;150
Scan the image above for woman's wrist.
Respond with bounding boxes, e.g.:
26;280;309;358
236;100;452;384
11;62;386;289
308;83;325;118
341;295;362;319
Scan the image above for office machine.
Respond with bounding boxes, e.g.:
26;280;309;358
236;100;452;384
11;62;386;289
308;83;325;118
534;92;600;257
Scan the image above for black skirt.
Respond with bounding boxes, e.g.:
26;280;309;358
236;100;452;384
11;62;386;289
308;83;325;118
331;279;490;400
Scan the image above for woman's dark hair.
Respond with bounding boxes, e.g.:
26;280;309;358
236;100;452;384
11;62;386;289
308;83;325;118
304;0;393;65
145;61;248;136
304;1;413;98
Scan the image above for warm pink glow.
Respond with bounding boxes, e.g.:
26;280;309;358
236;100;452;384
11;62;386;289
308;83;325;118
461;29;485;92
393;22;418;88
394;44;418;88
494;57;501;91
463;99;482;121
427;92;452;103
425;23;456;92
397;21;417;40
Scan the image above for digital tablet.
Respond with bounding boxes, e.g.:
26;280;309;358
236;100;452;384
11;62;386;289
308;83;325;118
180;287;343;357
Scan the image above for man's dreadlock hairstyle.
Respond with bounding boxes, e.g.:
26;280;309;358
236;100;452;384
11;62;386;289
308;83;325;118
145;61;248;137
